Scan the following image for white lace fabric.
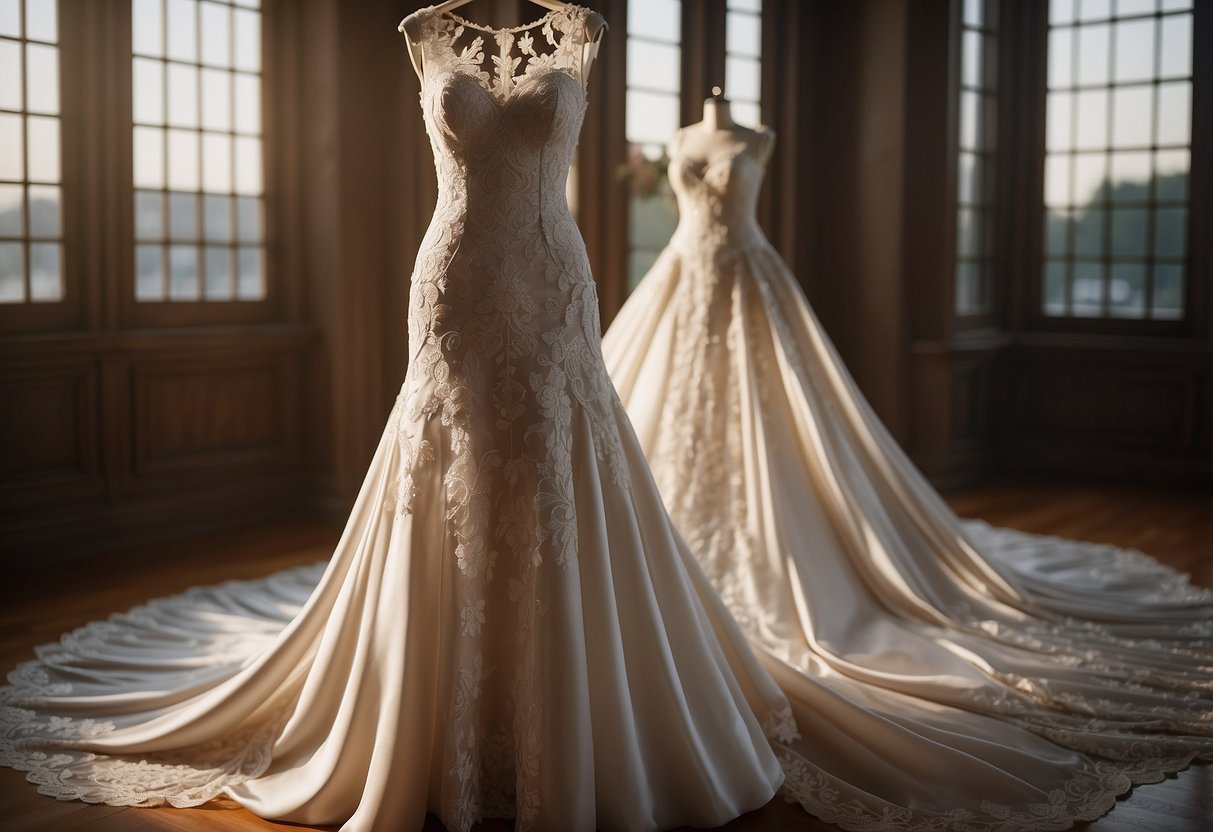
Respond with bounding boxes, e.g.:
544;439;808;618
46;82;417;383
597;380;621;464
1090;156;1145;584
601;134;1213;830
2;7;795;831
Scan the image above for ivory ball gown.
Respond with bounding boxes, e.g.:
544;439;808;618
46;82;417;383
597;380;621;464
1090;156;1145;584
601;128;1213;826
0;8;797;831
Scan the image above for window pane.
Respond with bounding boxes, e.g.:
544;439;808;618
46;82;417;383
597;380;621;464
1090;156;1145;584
1109;151;1150;201
1045;210;1071;255
0;183;21;234
625;90;678;146
1117;0;1157;15
203;245;231;298
132;0;164;57
1073;208;1104;255
627;40;679;93
233;72;259;133
25;0;55;42
1154;207;1185;257
236;245;262;298
134;126;165;188
1151;264;1183;319
167;128;199;190
233;135;260;195
204;193;231;240
726;11;760;58
1112;19;1154;84
28;240;59;299
0;0;19;37
199;0;230;67
233;7;259;72
1044;260;1068;314
1074;90;1107;150
1050;0;1076;24
1048;27;1072;88
168;190;197;239
235;195;260;241
202;132;231;192
168;243;198;299
1159;14;1192;77
0;38;21;110
1109;207;1147;256
135;189;164;239
136;244;164;300
1044;154;1071;207
25;116;59;182
1154;149;1188;201
1046;92;1073;150
0;113;24;180
1076;25;1109;86
1071;261;1104;316
0;241;25;301
1108;261;1145;318
167;63;199;127
1111;85;1152;148
27;183;58;236
1155;82;1190;145
725;56;760;103
628;0;678;40
1073;153;1106;206
166;0;197;62
202;68;232;131
1078;0;1110;22
25;43;57;113
133;58;165;124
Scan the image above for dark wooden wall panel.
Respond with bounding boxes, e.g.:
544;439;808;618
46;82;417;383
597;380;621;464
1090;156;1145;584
0;357;102;512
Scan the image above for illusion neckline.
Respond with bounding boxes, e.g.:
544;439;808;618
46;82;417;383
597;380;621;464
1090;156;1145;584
435;5;563;35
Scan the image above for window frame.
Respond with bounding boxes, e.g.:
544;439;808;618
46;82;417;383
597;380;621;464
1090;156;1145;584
119;0;277;328
1013;0;1209;338
0;0;279;335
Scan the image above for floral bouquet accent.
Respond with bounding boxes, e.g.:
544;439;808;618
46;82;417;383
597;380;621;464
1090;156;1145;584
616;145;670;199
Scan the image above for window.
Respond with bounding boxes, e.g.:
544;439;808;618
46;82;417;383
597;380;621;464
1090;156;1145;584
725;0;762;128
0;0;63;305
625;0;680;291
131;0;265;304
1042;0;1193;320
955;0;997;316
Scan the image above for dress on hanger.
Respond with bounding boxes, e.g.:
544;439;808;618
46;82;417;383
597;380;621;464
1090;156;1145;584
601;125;1213;829
0;8;794;831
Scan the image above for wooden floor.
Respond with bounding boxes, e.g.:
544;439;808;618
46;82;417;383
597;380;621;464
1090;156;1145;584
1;482;1210;832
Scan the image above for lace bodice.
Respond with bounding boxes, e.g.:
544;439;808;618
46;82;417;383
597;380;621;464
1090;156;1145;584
668;150;768;258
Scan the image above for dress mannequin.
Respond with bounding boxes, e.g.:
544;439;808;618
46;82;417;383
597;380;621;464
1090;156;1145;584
672;88;775;169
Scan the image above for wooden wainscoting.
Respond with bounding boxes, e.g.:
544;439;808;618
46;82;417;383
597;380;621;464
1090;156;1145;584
999;335;1212;484
0;327;313;565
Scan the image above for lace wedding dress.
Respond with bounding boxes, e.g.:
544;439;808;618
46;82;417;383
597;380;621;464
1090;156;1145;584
0;8;798;831
602;129;1213;827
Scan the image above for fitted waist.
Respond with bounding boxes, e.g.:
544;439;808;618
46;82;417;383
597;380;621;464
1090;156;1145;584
669;218;768;259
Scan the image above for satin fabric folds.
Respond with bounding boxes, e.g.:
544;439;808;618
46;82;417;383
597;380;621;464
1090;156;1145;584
601;147;1213;830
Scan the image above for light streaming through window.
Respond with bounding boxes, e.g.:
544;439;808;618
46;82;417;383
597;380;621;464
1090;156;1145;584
625;0;681;292
956;0;997;315
0;0;64;304
1042;0;1193;320
724;0;761;128
132;0;266;303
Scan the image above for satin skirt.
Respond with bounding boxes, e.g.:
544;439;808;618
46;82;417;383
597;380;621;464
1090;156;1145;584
601;238;1213;830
